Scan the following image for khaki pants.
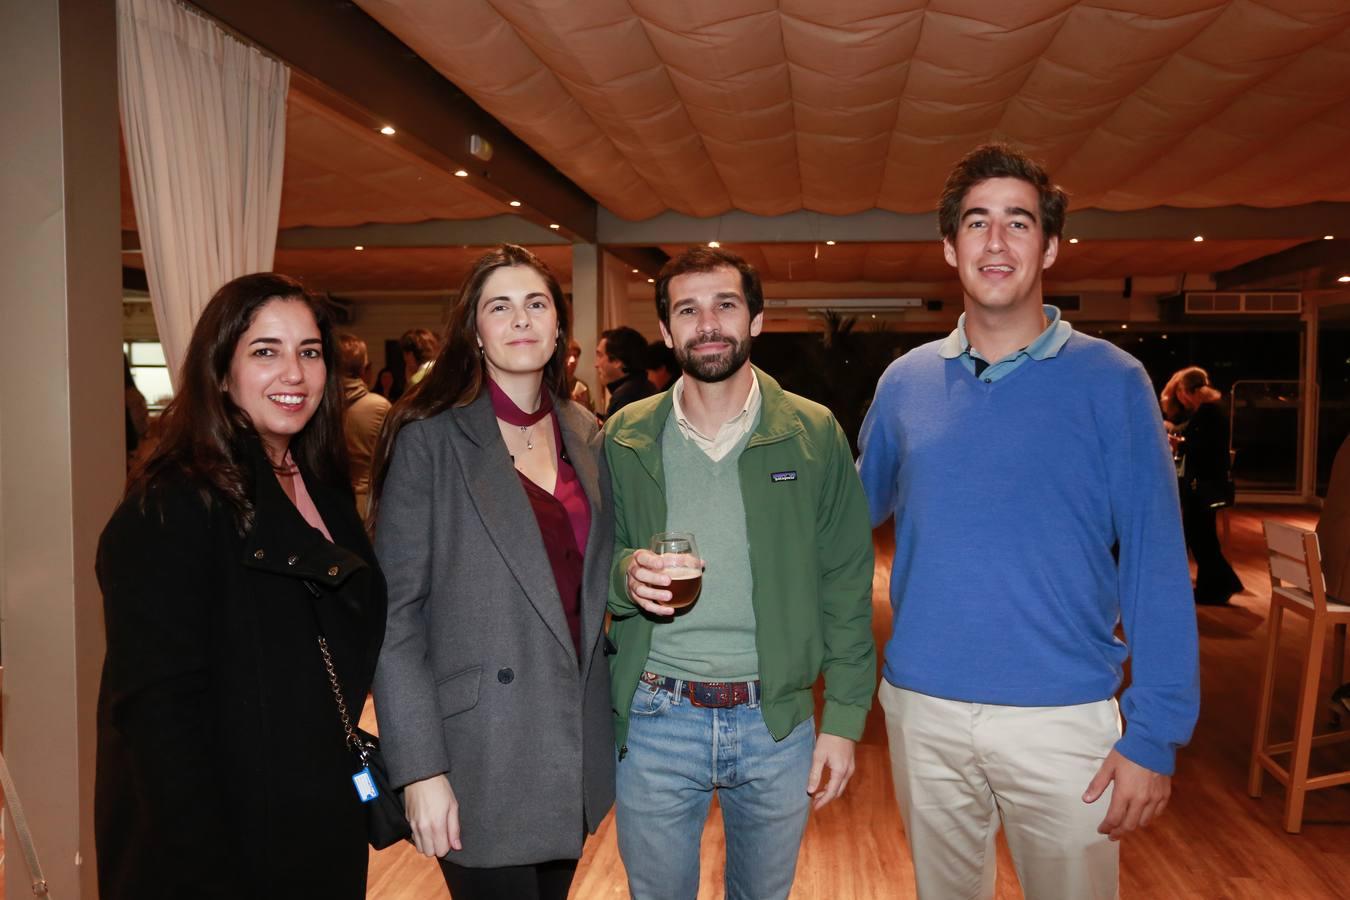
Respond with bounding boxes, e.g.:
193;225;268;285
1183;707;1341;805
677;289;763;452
879;680;1121;900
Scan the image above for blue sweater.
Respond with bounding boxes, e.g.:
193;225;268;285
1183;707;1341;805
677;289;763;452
857;332;1199;775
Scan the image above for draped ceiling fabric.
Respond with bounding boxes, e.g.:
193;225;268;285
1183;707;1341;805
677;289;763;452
118;0;289;380
118;92;504;233
355;0;1350;220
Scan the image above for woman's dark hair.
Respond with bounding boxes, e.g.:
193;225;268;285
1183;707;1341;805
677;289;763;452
369;245;571;525
938;143;1068;246
126;273;348;533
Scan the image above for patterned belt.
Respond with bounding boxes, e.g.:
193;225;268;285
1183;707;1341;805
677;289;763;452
640;671;758;708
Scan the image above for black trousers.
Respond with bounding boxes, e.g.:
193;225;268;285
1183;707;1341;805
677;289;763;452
1181;494;1242;603
439;857;578;900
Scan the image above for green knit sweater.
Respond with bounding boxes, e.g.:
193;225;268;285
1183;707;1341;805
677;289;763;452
646;412;758;681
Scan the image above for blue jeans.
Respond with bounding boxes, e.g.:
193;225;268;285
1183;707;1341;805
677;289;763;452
615;678;815;900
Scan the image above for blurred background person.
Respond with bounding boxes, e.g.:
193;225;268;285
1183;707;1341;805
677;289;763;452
124;353;150;469
644;339;680;392
96;274;386;899
1162;365;1243;605
566;338;594;412
595;325;654;419
372;365;398;401
369;245;614;900
1318;432;1350;603
338;332;391;518
401;327;439;388
1319;433;1350;713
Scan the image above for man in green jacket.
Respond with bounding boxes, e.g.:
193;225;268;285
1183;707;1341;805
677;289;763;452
604;246;875;900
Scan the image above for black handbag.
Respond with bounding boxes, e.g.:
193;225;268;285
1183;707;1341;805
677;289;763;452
310;602;412;850
351;726;414;850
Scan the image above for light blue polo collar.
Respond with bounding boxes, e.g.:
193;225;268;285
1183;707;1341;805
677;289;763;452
938;304;1073;364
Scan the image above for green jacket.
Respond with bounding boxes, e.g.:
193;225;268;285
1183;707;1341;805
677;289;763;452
603;367;876;753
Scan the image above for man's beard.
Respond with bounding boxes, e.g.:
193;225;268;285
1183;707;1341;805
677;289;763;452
676;332;752;383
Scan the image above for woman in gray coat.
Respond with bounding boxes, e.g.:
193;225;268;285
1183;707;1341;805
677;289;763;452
369;245;614;899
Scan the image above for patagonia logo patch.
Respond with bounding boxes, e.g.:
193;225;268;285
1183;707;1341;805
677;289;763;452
771;470;797;483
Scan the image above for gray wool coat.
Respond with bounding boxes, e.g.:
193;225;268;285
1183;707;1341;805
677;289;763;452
371;390;615;868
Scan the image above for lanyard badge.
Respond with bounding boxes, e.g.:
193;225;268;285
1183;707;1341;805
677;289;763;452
353;766;379;803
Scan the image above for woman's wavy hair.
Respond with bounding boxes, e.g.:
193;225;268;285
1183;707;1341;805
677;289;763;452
127;273;348;533
1161;365;1222;419
368;244;571;527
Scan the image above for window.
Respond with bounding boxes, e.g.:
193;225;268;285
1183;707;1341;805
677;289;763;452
124;341;174;409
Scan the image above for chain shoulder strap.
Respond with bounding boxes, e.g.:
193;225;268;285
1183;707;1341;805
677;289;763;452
316;634;369;765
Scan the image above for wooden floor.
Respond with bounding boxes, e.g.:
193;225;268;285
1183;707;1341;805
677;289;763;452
362;506;1350;900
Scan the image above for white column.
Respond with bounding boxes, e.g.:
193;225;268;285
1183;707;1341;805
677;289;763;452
572;243;602;399
0;0;122;897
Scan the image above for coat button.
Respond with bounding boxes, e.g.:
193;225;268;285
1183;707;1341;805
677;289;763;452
287;554;299;566
253;549;265;559
497;668;514;684
327;565;340;577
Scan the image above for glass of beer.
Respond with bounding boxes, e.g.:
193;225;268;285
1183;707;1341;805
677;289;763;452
650;532;702;609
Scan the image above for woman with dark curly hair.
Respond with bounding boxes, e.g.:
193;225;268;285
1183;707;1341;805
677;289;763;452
95;273;386;899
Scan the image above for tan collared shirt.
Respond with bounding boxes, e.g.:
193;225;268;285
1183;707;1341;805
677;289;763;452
670;374;762;463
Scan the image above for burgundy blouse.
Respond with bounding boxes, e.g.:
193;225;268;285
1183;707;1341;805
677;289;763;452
488;380;591;658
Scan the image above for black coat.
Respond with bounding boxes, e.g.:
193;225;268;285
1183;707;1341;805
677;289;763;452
94;446;386;899
603;371;657;420
1178;402;1233;504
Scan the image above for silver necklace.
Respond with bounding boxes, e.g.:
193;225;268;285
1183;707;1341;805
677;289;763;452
519;423;536;451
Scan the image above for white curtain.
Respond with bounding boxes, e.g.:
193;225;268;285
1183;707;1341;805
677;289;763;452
117;0;289;381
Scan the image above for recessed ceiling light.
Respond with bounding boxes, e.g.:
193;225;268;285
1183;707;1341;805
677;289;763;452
825;240;836;246
1193;235;1204;242
453;169;469;177
379;125;396;136
1339;275;1350;283
708;241;720;248
647;278;655;283
632;269;640;274
354;245;364;251
549;224;560;230
1121;323;1129;329
1068;238;1079;244
1326;235;1335;240
509;200;521;207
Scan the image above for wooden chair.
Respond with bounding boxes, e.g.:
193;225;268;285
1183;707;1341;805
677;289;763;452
1248;520;1350;831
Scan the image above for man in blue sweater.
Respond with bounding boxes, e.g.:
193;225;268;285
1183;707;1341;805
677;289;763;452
857;144;1200;899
